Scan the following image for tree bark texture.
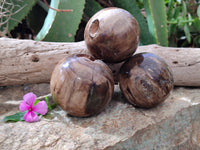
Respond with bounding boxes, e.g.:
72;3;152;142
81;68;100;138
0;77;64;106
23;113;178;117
0;38;200;86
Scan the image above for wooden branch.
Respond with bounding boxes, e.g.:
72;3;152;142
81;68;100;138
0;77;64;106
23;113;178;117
1;37;200;86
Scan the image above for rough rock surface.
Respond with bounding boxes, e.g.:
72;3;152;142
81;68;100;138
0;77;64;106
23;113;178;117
0;84;200;150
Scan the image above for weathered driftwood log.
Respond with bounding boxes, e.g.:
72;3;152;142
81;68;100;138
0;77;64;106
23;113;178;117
0;37;200;86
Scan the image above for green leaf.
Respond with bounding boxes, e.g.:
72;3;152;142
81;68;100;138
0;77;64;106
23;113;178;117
112;0;154;45
173;6;180;19
184;24;191;43
34;99;40;106
0;0;37;34
37;0;49;12
188;13;192;26
84;0;102;21
167;0;174;20
178;16;185;27
197;5;200;18
144;0;168;46
3;111;27;122
45;96;52;111
169;24;177;35
35;0;85;42
193;18;200;32
168;7;180;35
194;35;200;47
182;1;187;19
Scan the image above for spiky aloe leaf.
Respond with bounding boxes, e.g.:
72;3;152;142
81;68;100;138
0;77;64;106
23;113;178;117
112;0;154;45
0;0;37;35
144;0;168;46
35;0;85;42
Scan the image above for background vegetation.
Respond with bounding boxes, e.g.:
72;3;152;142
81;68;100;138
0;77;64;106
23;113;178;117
0;0;200;47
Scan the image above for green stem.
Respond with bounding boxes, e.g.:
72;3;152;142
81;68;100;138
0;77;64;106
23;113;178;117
168;19;195;24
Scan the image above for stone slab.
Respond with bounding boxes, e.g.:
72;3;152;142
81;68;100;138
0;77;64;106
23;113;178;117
0;85;200;150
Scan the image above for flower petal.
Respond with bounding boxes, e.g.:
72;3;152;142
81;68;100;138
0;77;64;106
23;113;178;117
23;92;37;106
23;111;39;123
33;101;48;115
19;100;29;112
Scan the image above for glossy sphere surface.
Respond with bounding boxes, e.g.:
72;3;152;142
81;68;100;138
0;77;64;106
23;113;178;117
119;53;174;108
50;54;114;117
84;7;140;63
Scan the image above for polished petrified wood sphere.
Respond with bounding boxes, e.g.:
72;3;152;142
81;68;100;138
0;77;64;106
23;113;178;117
84;7;140;63
119;53;174;108
50;54;114;117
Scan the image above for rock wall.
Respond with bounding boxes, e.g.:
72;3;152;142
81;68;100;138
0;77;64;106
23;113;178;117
0;85;200;150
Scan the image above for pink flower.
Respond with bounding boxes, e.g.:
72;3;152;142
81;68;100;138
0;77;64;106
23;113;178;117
19;92;48;123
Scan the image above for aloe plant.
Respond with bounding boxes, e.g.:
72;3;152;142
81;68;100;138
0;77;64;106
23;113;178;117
0;0;170;47
35;0;85;42
0;0;37;36
144;0;168;46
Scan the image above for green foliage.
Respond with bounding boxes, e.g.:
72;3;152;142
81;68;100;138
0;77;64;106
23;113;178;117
35;0;85;42
34;99;41;106
144;0;168;46
167;0;200;47
84;0;102;20
44;96;57;111
1;0;200;47
198;5;200;17
3;111;26;122
112;0;154;45
194;18;200;31
0;0;37;36
136;0;144;9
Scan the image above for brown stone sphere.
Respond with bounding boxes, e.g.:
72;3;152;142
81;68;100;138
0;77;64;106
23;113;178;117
50;54;114;117
84;7;140;63
119;53;174;108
